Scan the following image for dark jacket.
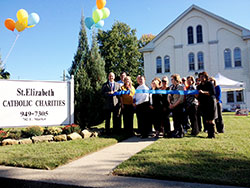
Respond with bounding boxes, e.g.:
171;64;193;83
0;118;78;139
102;81;121;109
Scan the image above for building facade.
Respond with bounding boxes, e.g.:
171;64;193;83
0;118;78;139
141;5;250;111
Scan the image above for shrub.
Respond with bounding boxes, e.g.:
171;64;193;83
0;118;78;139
0;130;8;141
22;126;44;138
7;129;22;140
43;127;63;136
62;124;81;134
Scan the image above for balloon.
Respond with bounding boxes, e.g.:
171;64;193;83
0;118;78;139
101;7;110;19
85;17;95;30
95;20;104;28
15;20;27;32
92;9;103;23
16;9;28;22
96;0;106;9
28;13;40;26
4;18;16;31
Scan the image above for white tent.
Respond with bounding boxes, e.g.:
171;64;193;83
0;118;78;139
214;73;245;91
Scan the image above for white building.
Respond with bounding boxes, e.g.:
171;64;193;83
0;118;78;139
140;5;250;111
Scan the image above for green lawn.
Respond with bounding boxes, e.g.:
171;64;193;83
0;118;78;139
113;113;250;187
0;137;117;170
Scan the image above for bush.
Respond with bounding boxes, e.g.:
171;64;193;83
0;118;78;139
62;124;81;134
43;127;63;136
22;126;44;138
0;130;8;141
7;129;22;140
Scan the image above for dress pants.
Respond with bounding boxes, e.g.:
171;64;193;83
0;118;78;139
172;104;184;137
123;104;134;135
215;102;224;133
187;104;199;135
136;102;151;136
105;106;121;133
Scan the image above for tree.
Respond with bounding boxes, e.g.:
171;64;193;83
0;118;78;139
69;12;91;128
138;34;155;75
68;12;89;76
74;61;92;128
98;21;141;82
138;34;155;48
0;53;10;79
69;13;107;128
84;31;107;126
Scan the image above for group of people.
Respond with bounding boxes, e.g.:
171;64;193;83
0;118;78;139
101;71;224;139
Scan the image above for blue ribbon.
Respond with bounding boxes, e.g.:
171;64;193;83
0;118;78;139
112;89;199;96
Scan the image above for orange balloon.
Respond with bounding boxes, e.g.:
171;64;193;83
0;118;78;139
4;18;16;31
15;20;27;32
96;0;106;9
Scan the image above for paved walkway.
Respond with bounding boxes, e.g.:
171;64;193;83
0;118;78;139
0;136;247;188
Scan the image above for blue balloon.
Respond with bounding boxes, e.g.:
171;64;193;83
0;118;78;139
95;20;104;28
28;13;40;26
85;17;95;30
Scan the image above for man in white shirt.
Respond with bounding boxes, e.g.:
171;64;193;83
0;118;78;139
133;75;151;138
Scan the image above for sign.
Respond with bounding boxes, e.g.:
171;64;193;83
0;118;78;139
0;77;74;128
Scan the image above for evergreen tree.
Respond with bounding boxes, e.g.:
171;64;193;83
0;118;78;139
74;61;92;127
97;21;141;82
69;12;89;76
70;14;107;128
0;53;10;79
85;30;106;126
69;12;91;128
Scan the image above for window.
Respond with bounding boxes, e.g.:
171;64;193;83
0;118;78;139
227;90;244;103
236;90;244;102
224;49;232;68
164;55;170;73
188;53;195;71
187;26;194;44
227;91;234;103
156;56;162;73
234;48;242;67
197;52;204;70
196;25;203;43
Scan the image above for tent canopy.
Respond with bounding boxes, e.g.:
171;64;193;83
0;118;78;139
214;73;245;91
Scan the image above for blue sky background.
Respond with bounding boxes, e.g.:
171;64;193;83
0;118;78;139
1;0;250;81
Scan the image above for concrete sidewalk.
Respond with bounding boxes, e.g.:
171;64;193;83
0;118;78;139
0;136;247;188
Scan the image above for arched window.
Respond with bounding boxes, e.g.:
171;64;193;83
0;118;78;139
196;25;203;43
164;55;170;73
197;52;204;70
224;49;232;68
156;56;162;73
234;47;242;67
188;53;195;71
187;26;194;44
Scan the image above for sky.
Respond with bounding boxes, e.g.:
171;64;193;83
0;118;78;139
1;0;250;81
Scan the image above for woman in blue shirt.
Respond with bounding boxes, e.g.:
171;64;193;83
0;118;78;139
210;77;225;133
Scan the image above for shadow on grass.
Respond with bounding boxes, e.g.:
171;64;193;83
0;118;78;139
115;149;250;187
97;128;133;142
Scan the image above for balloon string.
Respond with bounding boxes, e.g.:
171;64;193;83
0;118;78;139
2;34;20;66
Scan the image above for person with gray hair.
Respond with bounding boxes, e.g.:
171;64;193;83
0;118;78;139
102;72;121;133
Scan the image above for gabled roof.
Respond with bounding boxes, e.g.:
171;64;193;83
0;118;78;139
140;4;250;53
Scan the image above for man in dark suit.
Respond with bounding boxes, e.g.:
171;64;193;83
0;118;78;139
102;72;121;133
